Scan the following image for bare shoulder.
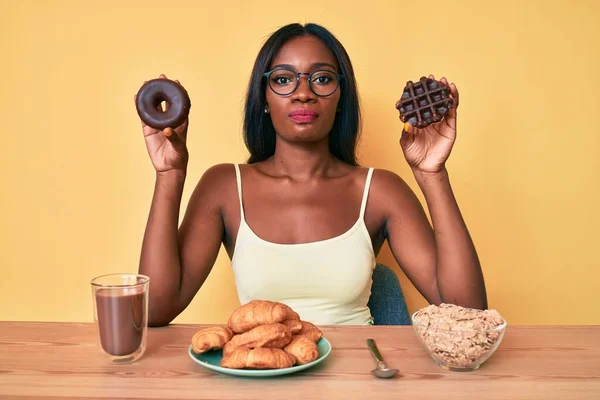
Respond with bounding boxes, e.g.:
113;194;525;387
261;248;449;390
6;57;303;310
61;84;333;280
369;168;423;215
188;163;238;209
199;163;236;187
370;168;415;197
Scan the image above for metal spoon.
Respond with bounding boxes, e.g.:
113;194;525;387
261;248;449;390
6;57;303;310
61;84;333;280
366;338;399;379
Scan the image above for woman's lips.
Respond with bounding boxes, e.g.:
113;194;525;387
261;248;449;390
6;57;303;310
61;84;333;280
289;109;317;123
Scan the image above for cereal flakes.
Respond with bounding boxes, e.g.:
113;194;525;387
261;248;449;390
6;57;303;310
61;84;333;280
413;303;505;369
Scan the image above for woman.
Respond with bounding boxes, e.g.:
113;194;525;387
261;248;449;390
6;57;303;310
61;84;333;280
136;23;487;327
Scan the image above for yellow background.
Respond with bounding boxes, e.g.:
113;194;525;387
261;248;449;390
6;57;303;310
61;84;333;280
1;0;598;325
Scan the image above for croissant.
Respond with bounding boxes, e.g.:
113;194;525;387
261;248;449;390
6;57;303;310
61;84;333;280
227;323;292;349
297;321;323;343
227;300;300;334
222;339;238;357
221;347;296;369
284;335;319;365
191;326;233;354
281;319;303;334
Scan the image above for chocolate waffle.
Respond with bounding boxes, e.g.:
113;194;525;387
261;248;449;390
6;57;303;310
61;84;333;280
395;77;453;128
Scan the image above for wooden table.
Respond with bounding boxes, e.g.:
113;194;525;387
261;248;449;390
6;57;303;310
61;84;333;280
0;322;598;399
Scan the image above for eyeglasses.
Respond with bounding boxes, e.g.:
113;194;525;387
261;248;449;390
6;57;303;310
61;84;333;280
263;67;343;97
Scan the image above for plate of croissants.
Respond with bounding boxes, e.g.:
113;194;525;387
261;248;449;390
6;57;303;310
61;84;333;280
188;300;331;377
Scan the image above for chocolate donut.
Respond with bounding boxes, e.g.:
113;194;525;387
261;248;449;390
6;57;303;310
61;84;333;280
135;79;191;130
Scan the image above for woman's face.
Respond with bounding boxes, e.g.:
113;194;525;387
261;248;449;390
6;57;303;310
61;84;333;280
265;35;341;144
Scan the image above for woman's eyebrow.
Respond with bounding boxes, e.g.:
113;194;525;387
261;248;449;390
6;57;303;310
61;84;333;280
269;62;338;71
270;63;295;70
311;62;337;70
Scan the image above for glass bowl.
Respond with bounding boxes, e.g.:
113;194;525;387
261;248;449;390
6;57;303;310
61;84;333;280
411;307;507;372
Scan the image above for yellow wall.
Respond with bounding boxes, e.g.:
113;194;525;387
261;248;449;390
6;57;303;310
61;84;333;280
1;0;598;325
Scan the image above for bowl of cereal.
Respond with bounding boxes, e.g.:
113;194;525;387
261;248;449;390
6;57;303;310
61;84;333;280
411;303;507;372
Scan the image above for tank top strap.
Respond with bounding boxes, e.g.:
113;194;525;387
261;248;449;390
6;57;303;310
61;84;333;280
234;164;245;221
359;168;374;219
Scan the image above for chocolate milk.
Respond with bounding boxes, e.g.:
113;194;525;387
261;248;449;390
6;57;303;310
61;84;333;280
95;289;145;356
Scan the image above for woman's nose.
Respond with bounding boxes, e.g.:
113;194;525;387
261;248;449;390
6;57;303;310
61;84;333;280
292;74;316;101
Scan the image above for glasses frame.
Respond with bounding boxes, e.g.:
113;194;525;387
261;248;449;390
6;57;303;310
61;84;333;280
263;67;344;98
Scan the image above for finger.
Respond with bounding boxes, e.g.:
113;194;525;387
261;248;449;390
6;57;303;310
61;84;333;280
444;103;457;129
401;121;417;137
440;76;449;86
154;98;169;112
428;74;435;80
400;122;416;147
175;119;189;135
161;99;169;112
164;127;187;152
159;74;167;79
449;83;459;108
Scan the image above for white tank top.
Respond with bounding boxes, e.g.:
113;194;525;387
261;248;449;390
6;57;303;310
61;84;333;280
231;164;376;325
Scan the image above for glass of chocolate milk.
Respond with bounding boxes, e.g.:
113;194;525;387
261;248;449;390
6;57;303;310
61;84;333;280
90;274;149;363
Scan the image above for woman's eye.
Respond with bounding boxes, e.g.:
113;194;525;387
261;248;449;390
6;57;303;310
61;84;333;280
311;72;336;85
272;74;295;85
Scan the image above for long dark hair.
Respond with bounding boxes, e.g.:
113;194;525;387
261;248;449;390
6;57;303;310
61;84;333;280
243;23;361;166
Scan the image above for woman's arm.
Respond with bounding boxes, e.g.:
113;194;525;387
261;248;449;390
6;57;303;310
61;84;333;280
374;168;487;309
139;165;230;326
377;75;487;309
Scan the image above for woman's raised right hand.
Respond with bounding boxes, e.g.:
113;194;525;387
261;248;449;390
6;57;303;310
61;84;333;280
135;74;189;174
